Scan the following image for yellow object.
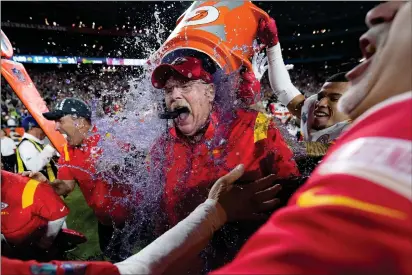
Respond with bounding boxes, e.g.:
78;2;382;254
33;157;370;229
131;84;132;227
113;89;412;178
63;144;70;161
297;187;407;220
22;179;40;208
16;139;56;181
254;112;270;143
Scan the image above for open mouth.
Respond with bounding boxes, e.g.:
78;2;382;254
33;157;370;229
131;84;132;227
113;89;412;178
174;106;190;122
158;106;191;120
314;110;330;118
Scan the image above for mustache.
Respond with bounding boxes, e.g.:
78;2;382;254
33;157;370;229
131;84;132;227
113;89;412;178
170;101;191;112
159;101;191;120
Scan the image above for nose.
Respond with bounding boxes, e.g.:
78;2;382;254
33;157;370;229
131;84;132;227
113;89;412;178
365;2;403;28
318;97;329;107
169;87;183;102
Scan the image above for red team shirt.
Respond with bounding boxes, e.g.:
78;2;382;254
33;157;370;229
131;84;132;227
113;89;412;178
1;170;69;245
214;92;412;274
57;127;134;226
151;109;299;226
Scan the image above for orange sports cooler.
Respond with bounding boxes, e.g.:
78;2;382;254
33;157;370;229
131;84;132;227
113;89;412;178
151;1;269;73
1;30;66;154
1;29;13;58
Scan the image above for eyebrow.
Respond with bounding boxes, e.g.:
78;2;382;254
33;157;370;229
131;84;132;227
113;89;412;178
327;93;343;97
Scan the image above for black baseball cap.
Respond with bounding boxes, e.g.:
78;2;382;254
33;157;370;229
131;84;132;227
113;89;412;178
43;98;92;121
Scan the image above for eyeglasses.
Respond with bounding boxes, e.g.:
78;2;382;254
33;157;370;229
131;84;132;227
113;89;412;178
164;79;208;94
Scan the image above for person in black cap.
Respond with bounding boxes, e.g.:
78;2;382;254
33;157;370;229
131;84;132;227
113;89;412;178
27;97;139;261
42;98;92;147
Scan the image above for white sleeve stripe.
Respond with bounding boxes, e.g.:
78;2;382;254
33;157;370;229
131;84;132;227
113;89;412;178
318;162;412;201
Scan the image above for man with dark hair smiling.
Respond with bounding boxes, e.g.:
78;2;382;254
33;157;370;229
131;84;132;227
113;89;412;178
256;17;351;144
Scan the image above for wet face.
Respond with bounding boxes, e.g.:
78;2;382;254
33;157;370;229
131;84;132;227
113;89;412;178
312;82;351;130
55;115;88;146
164;76;215;136
339;1;412;119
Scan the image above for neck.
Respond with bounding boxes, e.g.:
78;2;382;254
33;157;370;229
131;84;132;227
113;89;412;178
28;131;41;140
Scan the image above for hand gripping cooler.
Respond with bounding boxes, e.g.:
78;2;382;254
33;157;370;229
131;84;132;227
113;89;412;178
150;1;270;74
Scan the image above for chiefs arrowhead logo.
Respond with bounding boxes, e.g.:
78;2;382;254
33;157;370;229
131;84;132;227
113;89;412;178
1;202;8;210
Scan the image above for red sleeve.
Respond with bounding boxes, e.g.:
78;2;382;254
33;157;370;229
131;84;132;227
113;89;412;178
1;257;120;275
33;183;69;220
57;155;74;180
266;121;300;178
212;174;412;275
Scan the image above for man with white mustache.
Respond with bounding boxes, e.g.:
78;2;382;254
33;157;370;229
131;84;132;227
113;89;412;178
4;2;410;274
150;55;300;271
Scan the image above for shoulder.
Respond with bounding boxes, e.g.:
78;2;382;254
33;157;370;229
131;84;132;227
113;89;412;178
342;92;411;140
309;93;412;201
17;139;35;150
1;171;26;188
235;109;273;129
235;108;261;121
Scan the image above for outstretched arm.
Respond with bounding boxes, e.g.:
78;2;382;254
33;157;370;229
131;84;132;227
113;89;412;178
257;17;305;118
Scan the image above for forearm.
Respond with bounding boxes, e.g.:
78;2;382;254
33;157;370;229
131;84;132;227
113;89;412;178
115;199;227;275
267;44;305;118
51;179;76;196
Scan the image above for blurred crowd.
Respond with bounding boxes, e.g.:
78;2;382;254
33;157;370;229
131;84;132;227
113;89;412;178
1;66;137;129
1;62;333;130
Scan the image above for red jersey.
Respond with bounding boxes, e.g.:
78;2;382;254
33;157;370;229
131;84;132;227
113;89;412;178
1;256;120;275
1;170;69;245
58;127;135;226
213;92;412;274
150;109;299;226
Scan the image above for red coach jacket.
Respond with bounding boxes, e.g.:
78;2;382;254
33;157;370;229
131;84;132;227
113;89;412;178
213;92;412;274
57;127;137;226
150;108;299;226
1;170;69;245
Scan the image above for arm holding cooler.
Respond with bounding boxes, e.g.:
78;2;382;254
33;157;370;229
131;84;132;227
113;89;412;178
257;17;305;118
266;44;304;118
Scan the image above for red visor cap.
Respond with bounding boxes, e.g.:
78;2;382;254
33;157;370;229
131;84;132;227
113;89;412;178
151;57;213;89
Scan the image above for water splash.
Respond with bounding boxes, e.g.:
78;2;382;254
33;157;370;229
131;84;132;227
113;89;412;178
77;2;313;263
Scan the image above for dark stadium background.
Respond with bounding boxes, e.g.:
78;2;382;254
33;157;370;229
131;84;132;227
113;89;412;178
1;1;382;260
